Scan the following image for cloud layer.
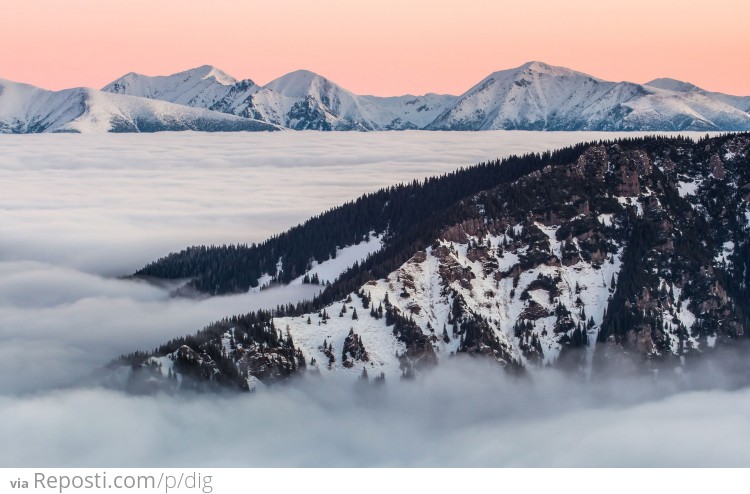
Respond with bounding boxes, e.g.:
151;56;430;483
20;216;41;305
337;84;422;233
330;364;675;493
2;361;750;467
0;130;739;467
0;130;705;274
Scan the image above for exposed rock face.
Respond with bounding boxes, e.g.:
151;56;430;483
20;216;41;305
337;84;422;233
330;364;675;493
240;344;303;383
341;329;369;368
711;154;726;179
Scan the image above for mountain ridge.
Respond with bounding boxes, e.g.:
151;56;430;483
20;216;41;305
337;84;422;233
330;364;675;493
4;62;750;133
120;133;750;392
101;61;750;132
0;77;278;133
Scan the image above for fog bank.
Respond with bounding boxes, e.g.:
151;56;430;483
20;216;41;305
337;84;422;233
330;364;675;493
2;360;749;467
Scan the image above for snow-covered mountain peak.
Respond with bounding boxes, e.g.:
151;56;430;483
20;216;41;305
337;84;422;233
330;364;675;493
645;78;700;93
265;69;348;99
186;65;238;85
102;65;253;112
0;77;278;134
7;62;750;133
117;65;238;86
486;61;596;82
520;61;575;76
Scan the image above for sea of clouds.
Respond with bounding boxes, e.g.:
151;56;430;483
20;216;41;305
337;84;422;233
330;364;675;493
2;130;745;467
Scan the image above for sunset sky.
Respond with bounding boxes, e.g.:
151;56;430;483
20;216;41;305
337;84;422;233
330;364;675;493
1;0;748;96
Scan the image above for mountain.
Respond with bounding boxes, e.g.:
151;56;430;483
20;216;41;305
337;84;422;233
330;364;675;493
0;78;278;133
255;69;375;130
4;62;750;133
427;61;750;131
101;65;269;118
119;133;750;392
645;77;750;113
99;62;750;133
102;67;455;130
258;70;459;130
359;93;459;130
102;65;242;107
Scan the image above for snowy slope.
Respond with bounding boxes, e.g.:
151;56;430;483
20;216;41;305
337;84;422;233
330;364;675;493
0;78;87;133
290;234;384;285
0;78;278;133
276;232;620;381
102;66;458;130
102;65;266;118
620;85;750;130
645;77;750;114
103;65;241;107
428;61;750;131
264;70;367;129
263;70;392;130
360;93;458;129
13;62;750;132
428;62;617;130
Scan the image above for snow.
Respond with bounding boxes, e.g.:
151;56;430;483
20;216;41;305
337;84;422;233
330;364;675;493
644;78;699;93
597;214;614;227
707;335;717;348
250;274;274;293
616;196;643;217
102;65;247;110
715;241;735;265
103;66;457;131
52;62;750;132
676;297;697;331
677;179;701;197
428;61;750;131
272;223;625;381
148;354;183;388
262;70;443;130
278;291;407;379
291;233;384;285
645;78;750;114
536;224;561;256
0;78;277;134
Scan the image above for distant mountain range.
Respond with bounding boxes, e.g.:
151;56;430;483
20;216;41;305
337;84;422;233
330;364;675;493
0;77;277;133
2;62;750;133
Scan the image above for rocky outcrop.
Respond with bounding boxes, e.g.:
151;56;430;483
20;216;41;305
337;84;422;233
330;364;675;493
341;329;369;368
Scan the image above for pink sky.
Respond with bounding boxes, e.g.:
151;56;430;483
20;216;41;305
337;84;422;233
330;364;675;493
2;0;748;96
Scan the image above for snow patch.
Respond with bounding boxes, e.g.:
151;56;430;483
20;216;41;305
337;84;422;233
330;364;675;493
250;274;274;293
707;335;717;348
617;196;643;217
677;179;701;198
597;214;613;227
715;241;734;265
291;233;384;285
